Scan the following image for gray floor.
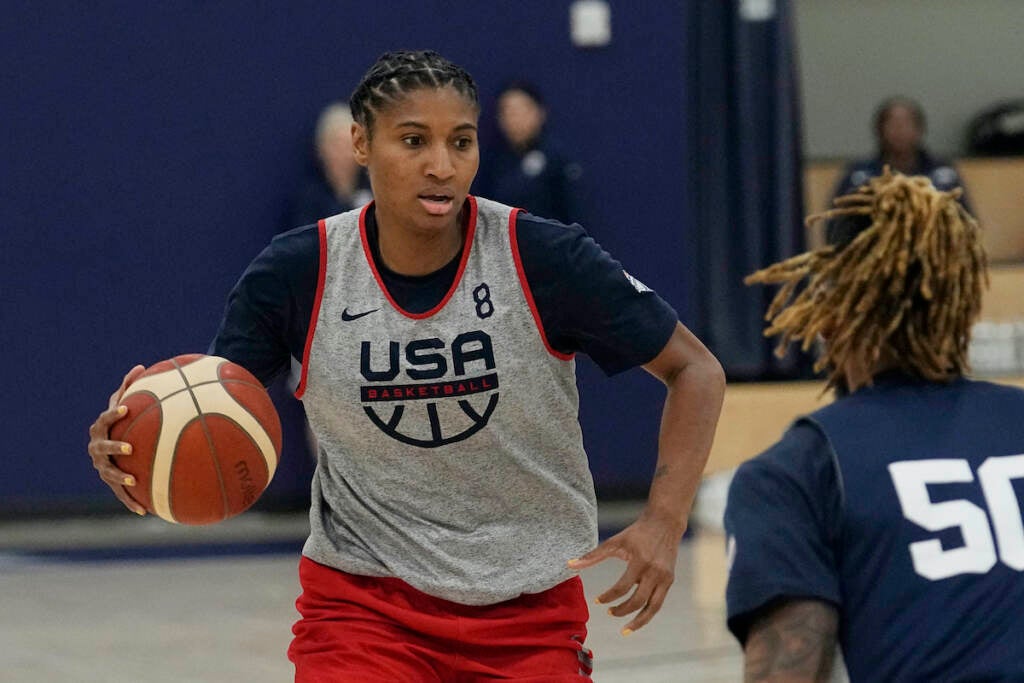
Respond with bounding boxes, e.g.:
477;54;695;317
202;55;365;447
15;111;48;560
0;505;743;683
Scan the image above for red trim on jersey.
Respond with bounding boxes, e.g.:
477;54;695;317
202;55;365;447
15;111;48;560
294;218;329;399
360;197;478;320
509;208;575;361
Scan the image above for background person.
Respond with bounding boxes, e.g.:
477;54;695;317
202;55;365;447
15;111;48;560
476;80;584;224
285;102;373;230
829;96;971;242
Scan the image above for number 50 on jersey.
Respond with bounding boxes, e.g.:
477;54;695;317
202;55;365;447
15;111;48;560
889;454;1024;580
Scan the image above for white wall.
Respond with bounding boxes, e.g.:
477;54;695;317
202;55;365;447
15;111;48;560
794;0;1024;159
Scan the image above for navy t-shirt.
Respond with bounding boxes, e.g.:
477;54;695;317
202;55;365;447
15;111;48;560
725;376;1024;682
475;135;583;225
831;152;972;209
210;201;677;386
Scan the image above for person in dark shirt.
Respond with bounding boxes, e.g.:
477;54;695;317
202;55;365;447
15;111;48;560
829;96;971;242
87;50;725;682
285;102;373;230
726;170;1024;682
476;80;583;224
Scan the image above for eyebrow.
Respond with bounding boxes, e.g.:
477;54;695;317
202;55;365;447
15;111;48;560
394;121;478;132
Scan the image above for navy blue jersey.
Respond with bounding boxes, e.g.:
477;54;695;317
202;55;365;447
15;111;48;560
832;152;971;211
210;199;677;386
725;375;1024;682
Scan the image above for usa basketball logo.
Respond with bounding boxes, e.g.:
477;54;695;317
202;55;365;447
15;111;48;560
359;329;500;448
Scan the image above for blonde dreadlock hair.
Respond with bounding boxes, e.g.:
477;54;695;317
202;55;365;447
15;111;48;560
745;169;988;392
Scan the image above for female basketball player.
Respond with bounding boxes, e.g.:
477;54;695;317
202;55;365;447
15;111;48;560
726;171;1024;681
88;50;725;681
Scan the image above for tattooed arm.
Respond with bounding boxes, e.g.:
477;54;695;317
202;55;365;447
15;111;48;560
744;599;839;683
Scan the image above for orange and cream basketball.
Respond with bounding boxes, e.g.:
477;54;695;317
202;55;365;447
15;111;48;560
109;354;282;525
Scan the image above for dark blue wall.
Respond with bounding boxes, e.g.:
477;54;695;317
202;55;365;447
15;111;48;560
2;2;693;512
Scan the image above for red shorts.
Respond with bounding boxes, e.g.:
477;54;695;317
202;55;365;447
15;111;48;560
288;557;593;682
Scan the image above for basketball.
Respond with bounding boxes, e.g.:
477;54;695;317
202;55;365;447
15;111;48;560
109;354;282;525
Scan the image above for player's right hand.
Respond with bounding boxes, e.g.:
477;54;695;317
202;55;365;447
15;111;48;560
87;365;147;515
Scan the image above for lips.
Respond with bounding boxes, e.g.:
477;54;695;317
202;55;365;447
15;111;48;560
417;191;455;216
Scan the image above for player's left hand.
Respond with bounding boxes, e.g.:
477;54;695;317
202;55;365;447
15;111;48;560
567;508;685;635
87;364;148;515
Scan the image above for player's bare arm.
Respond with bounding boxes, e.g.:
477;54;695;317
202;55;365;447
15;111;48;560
569;321;725;634
744;599;838;683
86;364;147;515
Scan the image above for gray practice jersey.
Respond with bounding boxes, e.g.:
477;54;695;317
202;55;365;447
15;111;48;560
296;197;598;605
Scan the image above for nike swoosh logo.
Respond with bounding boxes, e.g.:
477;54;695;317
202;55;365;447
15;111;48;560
341;307;379;321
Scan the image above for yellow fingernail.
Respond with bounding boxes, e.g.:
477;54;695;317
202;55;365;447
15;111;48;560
606;608;614;616
567;558;579;566
120;443;132;455
621;628;633;637
135;508;146;516
593;598;603;605
123;476;135;486
117;405;127;415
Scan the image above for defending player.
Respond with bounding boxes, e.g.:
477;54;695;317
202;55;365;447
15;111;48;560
87;50;725;681
725;170;1024;681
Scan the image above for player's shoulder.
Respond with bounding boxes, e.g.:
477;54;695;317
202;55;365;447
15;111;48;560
510;211;625;283
733;419;834;491
839;158;879;190
473;197;578;239
270;221;319;249
258;223;319;266
512;211;591;252
919;151;964;188
961;377;1024;402
514;210;585;234
728;418;844;538
829;375;1024;409
928;164;962;190
237;223;320;292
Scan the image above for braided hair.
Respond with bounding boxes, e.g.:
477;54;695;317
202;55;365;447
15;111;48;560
745;169;988;392
349;50;479;136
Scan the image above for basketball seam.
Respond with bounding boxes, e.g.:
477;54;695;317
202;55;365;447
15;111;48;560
114;390;161;434
217;384;281;474
204;362;279;515
172;357;230;524
117;380;265;440
201;413;271;507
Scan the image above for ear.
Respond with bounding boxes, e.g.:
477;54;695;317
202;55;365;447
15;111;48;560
351;122;369;167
